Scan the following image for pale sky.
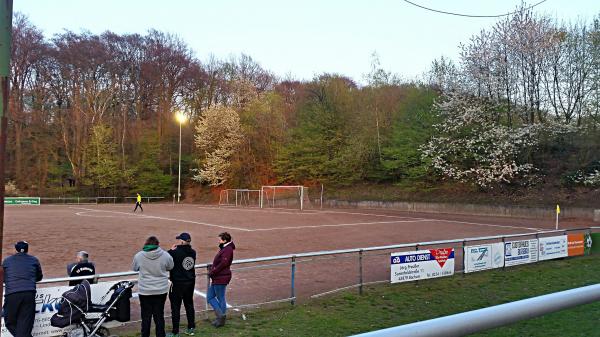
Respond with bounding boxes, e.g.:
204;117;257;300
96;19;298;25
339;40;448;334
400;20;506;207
14;0;600;82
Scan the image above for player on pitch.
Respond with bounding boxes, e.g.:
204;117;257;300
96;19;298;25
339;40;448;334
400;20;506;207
133;193;144;212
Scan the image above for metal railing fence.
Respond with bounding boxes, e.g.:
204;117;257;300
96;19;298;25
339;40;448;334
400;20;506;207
350;283;600;337
27;226;599;332
39;226;597;293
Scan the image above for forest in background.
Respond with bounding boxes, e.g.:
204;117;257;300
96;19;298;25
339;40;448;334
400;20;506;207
6;7;600;206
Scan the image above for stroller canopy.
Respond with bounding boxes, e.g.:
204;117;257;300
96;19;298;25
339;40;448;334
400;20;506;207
50;280;91;328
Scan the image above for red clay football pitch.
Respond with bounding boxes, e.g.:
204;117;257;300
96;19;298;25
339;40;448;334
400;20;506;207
3;203;589;316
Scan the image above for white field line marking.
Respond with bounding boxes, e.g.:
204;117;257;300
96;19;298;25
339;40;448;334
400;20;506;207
251;217;543;232
252;219;432;231
74;211;136;218
73;207;544;232
71;207;252;232
313;210;425;220
434;219;544;231
194;205;316;216
254;208;545;231
193;205;429;220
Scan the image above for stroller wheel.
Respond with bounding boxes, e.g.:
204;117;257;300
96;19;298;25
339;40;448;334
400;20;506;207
90;327;110;337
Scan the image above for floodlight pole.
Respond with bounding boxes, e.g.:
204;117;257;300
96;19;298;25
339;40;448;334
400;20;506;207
0;0;12;330
177;119;182;203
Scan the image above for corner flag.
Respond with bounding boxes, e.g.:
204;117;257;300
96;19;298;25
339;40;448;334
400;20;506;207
555;204;560;230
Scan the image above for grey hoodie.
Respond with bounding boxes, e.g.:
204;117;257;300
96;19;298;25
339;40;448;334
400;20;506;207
132;247;174;295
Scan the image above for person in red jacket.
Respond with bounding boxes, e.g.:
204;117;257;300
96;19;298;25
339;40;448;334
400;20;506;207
207;232;235;328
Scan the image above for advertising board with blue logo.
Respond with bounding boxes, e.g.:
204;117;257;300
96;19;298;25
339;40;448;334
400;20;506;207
390;248;455;283
504;239;538;267
464;242;505;273
538;235;568;261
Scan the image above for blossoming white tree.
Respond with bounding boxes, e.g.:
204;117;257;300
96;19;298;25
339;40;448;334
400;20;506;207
193;105;243;186
421;93;539;188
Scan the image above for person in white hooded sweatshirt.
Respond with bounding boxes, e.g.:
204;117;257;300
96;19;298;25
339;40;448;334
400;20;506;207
132;236;174;337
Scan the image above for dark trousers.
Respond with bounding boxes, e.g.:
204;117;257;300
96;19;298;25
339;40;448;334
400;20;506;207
134;201;143;212
169;282;196;333
4;291;36;337
139;293;167;337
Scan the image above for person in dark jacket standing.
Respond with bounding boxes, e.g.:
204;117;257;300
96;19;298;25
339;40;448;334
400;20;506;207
132;236;174;337
207;232;235;328
167;233;197;337
2;241;43;337
66;251;96;286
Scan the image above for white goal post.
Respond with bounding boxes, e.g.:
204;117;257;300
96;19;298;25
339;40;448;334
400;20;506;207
219;189;262;207
260;185;311;210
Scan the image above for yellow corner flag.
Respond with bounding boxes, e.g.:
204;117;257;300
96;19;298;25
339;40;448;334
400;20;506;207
556;204;560;215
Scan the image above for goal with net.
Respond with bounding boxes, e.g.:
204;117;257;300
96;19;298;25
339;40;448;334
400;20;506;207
219;189;262;207
260;185;313;210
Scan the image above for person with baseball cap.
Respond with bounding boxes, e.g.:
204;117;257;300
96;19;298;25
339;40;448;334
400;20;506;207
167;233;197;337
2;241;43;337
66;251;96;286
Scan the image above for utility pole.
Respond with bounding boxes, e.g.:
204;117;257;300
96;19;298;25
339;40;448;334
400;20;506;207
0;0;13;330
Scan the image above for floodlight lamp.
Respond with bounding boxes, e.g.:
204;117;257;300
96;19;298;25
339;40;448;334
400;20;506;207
175;111;188;124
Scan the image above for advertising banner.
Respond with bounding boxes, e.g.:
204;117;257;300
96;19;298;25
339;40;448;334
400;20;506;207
4;197;40;205
391;248;455;283
1;282;123;337
568;233;593;256
538;235;568;261
464;242;505;273
504;239;538;267
592;233;600;254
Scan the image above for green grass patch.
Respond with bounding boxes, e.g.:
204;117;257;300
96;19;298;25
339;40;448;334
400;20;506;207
117;255;600;336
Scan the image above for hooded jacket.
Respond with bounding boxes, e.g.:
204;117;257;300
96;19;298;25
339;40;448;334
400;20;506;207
2;252;43;295
132;247;174;295
168;244;196;283
209;242;235;285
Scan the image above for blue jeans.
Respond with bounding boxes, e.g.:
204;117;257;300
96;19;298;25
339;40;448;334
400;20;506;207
207;284;227;315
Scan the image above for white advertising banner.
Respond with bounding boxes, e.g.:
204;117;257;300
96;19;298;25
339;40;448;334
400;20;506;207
538;235;568;261
504;239;539;267
1;281;122;337
390;248;455;283
464;242;505;273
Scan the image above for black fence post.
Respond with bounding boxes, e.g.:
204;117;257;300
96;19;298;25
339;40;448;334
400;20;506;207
359;249;364;295
291;256;296;305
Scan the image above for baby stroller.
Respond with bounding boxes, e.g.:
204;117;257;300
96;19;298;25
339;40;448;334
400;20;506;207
51;279;134;337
